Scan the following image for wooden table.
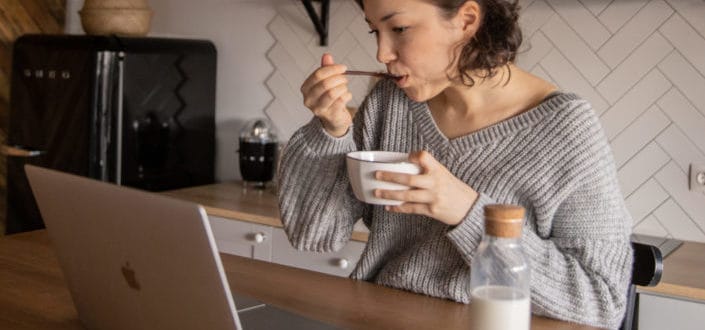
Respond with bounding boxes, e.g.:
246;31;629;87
0;230;597;329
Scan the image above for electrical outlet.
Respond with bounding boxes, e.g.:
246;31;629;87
690;164;705;193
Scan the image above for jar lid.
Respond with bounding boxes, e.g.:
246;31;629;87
240;118;277;143
483;204;525;238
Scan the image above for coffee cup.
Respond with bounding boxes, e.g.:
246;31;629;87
346;151;421;206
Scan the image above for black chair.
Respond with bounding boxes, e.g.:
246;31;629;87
621;242;664;330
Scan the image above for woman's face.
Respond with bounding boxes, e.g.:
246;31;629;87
363;0;470;102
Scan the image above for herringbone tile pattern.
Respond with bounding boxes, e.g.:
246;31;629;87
264;0;705;243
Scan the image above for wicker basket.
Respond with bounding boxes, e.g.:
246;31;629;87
79;8;153;36
82;0;150;9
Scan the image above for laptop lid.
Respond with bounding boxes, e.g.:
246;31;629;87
25;165;242;330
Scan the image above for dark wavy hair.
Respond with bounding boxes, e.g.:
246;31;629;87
355;0;522;86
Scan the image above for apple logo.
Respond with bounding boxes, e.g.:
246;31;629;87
121;262;141;291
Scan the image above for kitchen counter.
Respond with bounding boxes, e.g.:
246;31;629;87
0;230;597;329
164;182;705;303
161;181;370;242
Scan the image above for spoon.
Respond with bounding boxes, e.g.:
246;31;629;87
344;70;397;79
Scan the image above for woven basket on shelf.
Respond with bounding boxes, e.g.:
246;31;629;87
79;0;153;36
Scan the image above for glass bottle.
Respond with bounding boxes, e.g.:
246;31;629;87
470;204;530;330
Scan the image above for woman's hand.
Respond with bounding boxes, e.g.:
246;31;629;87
374;151;479;226
300;53;353;137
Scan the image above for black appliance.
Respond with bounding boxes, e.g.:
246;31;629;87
5;34;217;234
238;118;278;188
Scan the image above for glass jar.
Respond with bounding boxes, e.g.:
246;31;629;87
470;204;531;330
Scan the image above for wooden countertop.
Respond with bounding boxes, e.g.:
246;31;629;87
638;241;705;301
164;182;705;303
0;230;597;329
162;181;370;242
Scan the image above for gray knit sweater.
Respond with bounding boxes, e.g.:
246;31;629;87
278;79;633;329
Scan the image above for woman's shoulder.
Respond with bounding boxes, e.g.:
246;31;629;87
541;91;598;127
539;91;611;152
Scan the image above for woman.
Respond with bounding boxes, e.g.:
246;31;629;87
278;0;633;328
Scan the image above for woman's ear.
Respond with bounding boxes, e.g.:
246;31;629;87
457;1;481;36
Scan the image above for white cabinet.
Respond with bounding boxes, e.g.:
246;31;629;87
207;216;366;277
637;293;705;330
271;228;365;277
208;216;272;261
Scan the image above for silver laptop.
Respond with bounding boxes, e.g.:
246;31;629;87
26;165;338;330
25;165;245;330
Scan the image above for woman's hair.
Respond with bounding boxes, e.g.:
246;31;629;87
355;0;522;86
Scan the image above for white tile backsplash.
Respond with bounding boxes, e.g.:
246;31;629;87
540;49;609;114
665;0;705;38
517;32;554;71
633;214;670;237
612;106;671;168
653;199;705;242
655;162;705;232
600;69;671;140
656;125;705;173
658;51;705;117
598;0;648;33
597;0;673;69
618;142;670;196
659;14;705;78
658;88;705;154
541;14;609;85
625;179;669;220
545;0;611;50
520;0;554;37
596;32;673;105
580;0;613;17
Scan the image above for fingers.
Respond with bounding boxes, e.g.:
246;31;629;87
375;170;432;189
385;203;431;217
321;53;335;66
300;64;348;96
304;76;349;109
374;188;434;204
408;150;436;174
302;53;345;95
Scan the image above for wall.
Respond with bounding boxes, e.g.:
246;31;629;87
0;0;66;234
66;0;705;243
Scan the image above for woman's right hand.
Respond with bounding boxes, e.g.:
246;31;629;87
300;53;353;137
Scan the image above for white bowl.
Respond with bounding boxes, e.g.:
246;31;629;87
346;151;421;206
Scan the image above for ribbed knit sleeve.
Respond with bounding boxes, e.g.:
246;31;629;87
277;117;360;252
277;81;389;252
521;108;632;329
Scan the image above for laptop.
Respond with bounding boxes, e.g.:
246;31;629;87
25;165;336;330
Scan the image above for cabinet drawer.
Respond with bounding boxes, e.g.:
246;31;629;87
271;228;365;277
638;293;705;330
208;216;272;261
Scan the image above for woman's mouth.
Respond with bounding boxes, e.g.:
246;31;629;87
389;74;408;86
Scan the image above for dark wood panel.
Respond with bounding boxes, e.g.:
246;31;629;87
0;0;66;234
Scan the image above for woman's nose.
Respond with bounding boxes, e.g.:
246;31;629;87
376;37;397;64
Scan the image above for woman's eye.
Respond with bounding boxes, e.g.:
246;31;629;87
368;29;379;35
392;26;408;33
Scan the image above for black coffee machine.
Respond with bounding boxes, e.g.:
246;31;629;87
238;119;278;188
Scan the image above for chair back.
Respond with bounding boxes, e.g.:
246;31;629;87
621;242;664;330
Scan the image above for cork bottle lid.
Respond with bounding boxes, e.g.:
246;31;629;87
483;204;525;238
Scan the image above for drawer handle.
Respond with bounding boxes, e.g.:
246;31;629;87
253;232;267;243
336;258;349;269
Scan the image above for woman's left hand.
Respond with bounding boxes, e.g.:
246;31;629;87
374;150;479;226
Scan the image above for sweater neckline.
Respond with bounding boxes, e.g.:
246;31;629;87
409;92;579;150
